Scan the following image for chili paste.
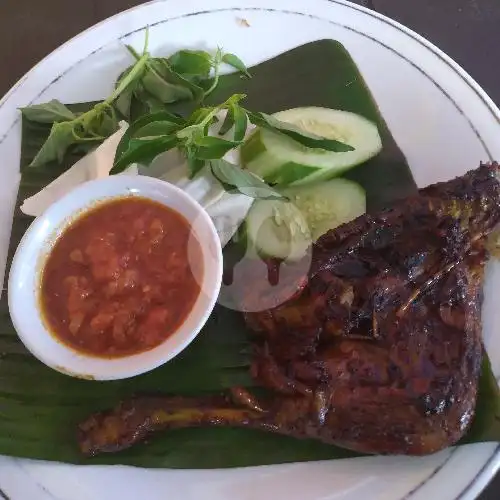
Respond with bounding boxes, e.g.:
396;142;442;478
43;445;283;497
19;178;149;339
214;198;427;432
40;197;203;358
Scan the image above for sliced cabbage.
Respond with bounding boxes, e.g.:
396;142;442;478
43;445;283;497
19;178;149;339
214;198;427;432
20;123;135;217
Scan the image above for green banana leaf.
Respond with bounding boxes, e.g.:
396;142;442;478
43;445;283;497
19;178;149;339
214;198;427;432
0;40;498;468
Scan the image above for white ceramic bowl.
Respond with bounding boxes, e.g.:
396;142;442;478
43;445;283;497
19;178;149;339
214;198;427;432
7;175;223;380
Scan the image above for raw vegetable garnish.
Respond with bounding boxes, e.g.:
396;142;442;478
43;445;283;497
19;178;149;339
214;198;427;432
20;29;251;168
111;94;354;199
19;28;354;201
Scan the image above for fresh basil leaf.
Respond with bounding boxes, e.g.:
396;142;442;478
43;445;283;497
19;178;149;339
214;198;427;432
128;96;151;123
188;106;217;126
21;100;76;123
222;53;251;78
218;108;235;136
150;59;205;103
164;62;206;103
139;96;164;113
75;104;117;141
225;93;247;105
195;146;235;160
168;50;212;80
134;91;165;113
26;31;156;168
143;64;193;103
192;136;241;159
91;108;119;138
194;136;241;148
112;136;178;174
132;121;181;140
218;98;248;140
115;88;135;118
114;68;136;118
115;110;185;159
29;121;76;167
132;83;165;114
176;125;205;145
209;159;284;200
178;110;222;145
113;43;152;117
142;96;166;114
196;77;215;93
129;109;185;128
232;105;248;142
186;150;206;178
247;111;354;152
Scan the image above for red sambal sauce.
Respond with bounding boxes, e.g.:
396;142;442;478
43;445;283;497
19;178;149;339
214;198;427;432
40;197;203;358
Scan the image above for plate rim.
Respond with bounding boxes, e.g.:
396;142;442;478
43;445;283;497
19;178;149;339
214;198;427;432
0;1;499;499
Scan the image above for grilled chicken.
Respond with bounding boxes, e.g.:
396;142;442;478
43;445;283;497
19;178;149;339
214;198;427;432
78;163;500;457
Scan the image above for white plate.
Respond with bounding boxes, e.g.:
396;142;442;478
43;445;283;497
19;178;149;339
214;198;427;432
0;0;499;499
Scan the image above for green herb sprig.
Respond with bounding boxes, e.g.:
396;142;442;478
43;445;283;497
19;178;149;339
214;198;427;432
20;30;251;168
114;45;249;119
111;93;354;199
20;32;152;168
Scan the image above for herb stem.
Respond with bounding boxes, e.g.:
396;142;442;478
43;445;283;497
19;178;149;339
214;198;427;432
205;47;224;96
204;70;220;97
143;26;150;55
125;45;142;61
107;54;148;103
108;28;151;103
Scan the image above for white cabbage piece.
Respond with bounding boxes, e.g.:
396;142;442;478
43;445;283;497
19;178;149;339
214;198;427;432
21;122;137;217
205;192;253;248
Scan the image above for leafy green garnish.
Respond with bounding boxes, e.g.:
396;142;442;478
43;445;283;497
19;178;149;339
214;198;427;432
27;103;120;167
21;31;152;167
117;46;250;118
247;111;355;152
113;110;184;169
142;60;194;103
29;121;76;165
218;100;248;141
111;93;353;199
20;100;76;123
20;30;251;168
205;48;225;96
233;105;249;142
21;25;350;191
210;158;283;199
218;107;236;136
112;93;280;198
168;50;213;80
222;53;251;78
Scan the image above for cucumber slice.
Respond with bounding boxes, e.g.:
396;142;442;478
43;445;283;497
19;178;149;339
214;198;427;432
240;107;382;186
246;178;366;259
285;178;366;241
245;198;313;261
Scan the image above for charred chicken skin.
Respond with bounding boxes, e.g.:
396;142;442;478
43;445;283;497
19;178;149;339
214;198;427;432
78;163;500;457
